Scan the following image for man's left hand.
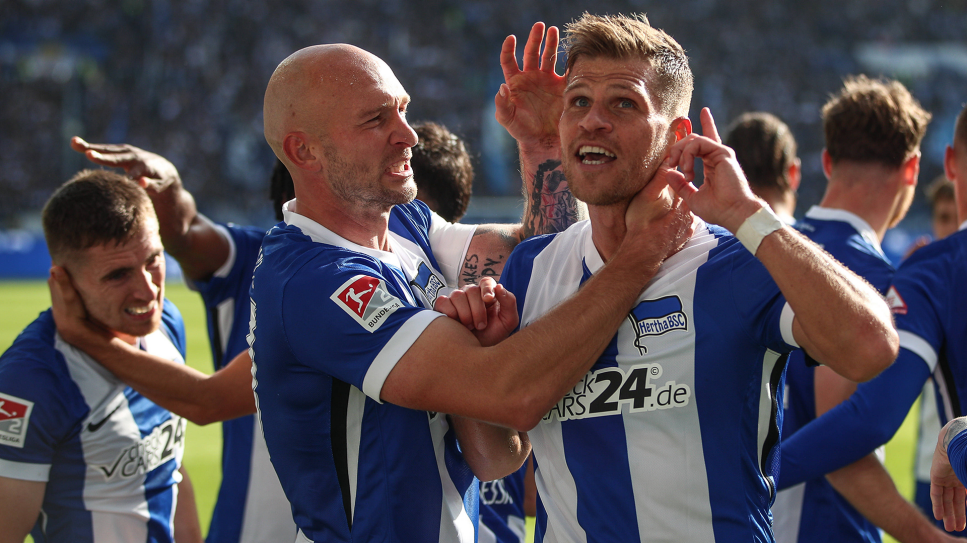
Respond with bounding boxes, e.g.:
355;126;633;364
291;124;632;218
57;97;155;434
47;266;111;348
664;107;765;233
434;277;519;347
932;418;967;532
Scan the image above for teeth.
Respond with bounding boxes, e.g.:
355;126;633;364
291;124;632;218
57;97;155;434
389;161;408;173
578;146;615;158
126;305;152;316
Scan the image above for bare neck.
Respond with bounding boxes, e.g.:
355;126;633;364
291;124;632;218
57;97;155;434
821;166;903;242
292;193;393;251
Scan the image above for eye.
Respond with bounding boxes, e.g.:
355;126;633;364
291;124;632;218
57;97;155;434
105;269;129;282
617;99;635;109
147;254;163;268
572;96;590;107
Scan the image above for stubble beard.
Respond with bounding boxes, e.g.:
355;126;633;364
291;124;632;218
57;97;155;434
563;152;662;208
324;145;416;210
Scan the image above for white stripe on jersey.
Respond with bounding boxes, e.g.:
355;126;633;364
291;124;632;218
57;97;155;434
898;330;939;371
240;416;295;543
346;385;366;523
428;414;475;543
757;350;783;489
772;482;805;543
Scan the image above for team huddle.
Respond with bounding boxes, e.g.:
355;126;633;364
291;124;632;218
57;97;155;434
2;11;967;543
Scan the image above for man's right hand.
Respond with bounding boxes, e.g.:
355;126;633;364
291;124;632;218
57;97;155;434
71;137;182;195
47;265;112;350
495;22;565;152
434;277;519;347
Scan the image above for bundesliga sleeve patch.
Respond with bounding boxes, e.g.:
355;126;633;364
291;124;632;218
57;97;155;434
331;275;404;332
0;392;34;448
885;285;907;315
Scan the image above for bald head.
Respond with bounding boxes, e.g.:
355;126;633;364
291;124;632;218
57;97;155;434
263;44;402;163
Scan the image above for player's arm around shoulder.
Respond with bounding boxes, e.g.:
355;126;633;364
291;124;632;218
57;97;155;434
664;108;897;382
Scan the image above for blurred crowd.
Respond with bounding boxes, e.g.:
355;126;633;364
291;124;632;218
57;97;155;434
2;0;966;229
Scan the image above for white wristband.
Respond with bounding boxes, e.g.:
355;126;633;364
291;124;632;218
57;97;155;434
735;206;784;255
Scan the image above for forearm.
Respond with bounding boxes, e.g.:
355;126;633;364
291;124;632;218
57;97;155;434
451;415;530;481
174;466;203;543
779;351;929;488
149;183;229;281
827;454;947;543
517;142;586;240
75;337;253;425
754;227;897;382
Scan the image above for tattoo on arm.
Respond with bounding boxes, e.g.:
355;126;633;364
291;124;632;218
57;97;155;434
944;417;967;453
460;253;505;287
520;159;584;240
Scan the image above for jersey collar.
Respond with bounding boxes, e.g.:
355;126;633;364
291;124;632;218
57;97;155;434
805;206;885;257
281;199;403;269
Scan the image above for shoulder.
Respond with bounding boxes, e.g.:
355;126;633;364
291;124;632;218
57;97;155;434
0;313;82;417
390;201;433;235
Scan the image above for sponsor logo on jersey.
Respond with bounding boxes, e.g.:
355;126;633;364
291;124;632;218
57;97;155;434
0;392;34;448
331;275;403;332
542;362;691;423
627;296;688;354
885;285;907;315
480;478;515;505
98;416;186;479
409;261;446;307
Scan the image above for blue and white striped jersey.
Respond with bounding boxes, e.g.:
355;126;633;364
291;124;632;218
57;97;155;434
189;223;296;543
500;219;797;543
249;199;480;543
0;301;187;543
479;461;528;543
773;207;894;543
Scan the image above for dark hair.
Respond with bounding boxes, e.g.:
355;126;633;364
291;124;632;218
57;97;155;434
725;112;798;196
411;121;474;222
926;175;955;209
563;12;693;117
822;75;931;168
42;169;156;263
269;158;294;221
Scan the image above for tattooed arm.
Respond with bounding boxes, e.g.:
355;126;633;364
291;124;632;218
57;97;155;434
455;23;586;288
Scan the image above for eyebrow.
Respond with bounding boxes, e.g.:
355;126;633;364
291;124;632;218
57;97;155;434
565;81;642;94
358;94;412;123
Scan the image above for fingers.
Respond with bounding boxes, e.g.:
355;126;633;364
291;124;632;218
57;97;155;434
699;107;721;144
438;286;491;331
540;26;559;74
493;284;520;330
521;22;546;72
500;34;521;82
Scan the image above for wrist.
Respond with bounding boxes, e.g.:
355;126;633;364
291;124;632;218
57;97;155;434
518;136;561;157
734;205;784;256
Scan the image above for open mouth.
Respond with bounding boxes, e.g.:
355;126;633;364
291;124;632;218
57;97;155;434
125;303;155;317
578;145;616;165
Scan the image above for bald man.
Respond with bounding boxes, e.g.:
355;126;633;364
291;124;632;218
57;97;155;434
250;25;694;542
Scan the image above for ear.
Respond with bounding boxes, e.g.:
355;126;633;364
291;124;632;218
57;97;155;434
901;151;921;186
670;117;692;142
945;144;958;183
282;132;322;173
821;149;833;180
788;157;802;191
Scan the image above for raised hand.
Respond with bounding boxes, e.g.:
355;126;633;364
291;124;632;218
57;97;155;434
663;108;765;233
71;136;182;195
932;418;967;532
434;277;519;347
495;22;565;150
47;266;112;348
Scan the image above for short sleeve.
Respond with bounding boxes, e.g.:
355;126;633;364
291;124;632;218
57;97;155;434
727;244;797;353
191;224;266;308
0;359;84;481
889;262;945;372
281;256;443;402
428;212;476;287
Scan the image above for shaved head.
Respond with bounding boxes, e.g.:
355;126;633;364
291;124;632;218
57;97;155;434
263;44;399;162
263;44;418;217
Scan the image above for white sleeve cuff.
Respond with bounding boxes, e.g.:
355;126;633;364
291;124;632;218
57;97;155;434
0;458;50;482
898;330;938;372
362;311;445;402
779;302;798;348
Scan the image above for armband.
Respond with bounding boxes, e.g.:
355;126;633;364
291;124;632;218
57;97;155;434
735;206;784;256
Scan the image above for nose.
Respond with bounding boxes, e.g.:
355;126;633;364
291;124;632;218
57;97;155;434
133;266;160;301
578;102;613;134
392;113;419;148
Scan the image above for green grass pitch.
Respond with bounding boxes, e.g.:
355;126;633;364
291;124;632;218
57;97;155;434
0;279;920;542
